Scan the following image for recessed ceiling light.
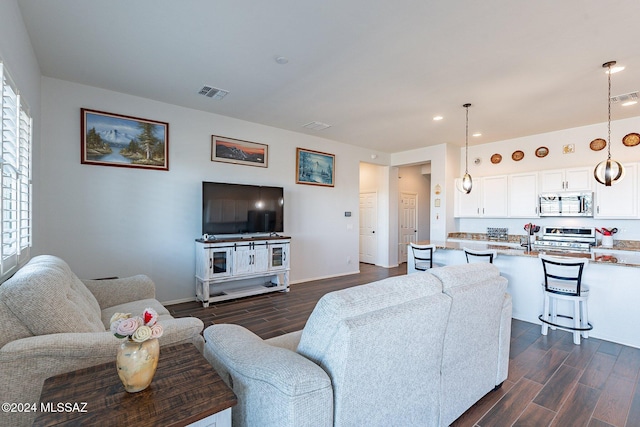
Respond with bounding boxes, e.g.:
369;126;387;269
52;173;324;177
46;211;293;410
472;133;482;137
275;56;289;65
433;116;443;121
622;100;638;107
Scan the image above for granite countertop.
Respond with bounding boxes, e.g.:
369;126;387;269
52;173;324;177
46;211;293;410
425;233;640;268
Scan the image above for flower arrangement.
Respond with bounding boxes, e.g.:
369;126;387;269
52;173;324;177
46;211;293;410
110;308;164;342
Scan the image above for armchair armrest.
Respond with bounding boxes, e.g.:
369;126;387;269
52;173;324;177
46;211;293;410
203;324;333;427
83;275;155;308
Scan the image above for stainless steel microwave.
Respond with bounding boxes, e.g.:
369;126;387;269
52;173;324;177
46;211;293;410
538;192;593;217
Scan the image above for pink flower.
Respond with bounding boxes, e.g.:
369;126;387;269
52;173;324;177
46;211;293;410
116;317;140;337
142;308;158;326
150;323;164;339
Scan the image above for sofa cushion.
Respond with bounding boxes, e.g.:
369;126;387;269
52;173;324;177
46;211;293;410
0;255;105;335
100;298;172;329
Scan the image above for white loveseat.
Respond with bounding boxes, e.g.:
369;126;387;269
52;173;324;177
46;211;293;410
0;255;205;427
203;263;512;427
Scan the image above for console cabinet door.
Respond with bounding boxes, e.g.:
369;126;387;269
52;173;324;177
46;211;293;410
233;244;253;275
269;242;290;271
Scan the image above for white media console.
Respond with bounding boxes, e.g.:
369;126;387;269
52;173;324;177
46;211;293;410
195;236;290;307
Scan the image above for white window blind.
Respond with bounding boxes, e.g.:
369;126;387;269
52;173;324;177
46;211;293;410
0;62;32;280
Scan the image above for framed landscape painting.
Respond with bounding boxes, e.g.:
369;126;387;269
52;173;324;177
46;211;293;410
211;135;268;168
81;109;169;171
296;148;335;187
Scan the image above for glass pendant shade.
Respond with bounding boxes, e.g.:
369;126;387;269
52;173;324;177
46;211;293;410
593;61;624;186
594;158;624;186
457;103;473;193
461;172;472;193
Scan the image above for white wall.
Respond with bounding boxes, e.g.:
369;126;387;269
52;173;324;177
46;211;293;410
38;77;388;303
456;116;640;240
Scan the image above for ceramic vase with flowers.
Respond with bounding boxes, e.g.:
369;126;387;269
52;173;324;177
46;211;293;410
110;308;164;393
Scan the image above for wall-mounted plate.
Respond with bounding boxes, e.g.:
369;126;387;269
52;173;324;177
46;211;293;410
511;150;524;161
490;153;502;164
622;133;640;147
535;146;549;158
590;138;606;151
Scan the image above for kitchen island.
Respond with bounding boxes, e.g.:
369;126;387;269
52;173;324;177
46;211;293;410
410;239;640;349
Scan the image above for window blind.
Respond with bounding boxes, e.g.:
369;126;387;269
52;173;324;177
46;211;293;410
0;62;32;280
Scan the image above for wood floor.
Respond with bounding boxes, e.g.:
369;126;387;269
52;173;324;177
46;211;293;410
168;263;640;427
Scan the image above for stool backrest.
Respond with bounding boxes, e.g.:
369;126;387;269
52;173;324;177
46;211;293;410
539;254;588;296
409;243;436;269
463;248;497;264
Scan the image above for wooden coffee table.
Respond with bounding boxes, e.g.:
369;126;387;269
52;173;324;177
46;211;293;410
34;343;237;427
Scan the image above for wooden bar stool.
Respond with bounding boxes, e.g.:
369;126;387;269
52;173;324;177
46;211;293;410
538;254;592;345
463;247;497;264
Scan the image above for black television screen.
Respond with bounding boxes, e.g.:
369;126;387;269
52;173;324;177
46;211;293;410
202;182;284;235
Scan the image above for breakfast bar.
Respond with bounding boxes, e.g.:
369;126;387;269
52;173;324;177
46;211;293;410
410;238;640;349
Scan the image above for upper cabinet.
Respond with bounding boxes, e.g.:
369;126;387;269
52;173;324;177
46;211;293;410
594;163;638;219
508;172;539;218
539;167;592;192
454;176;508;218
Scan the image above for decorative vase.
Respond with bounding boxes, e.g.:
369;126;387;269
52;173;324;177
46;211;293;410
116;338;159;393
601;235;614;248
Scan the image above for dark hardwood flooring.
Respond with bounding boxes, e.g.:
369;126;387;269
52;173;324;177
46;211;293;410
168;263;640;427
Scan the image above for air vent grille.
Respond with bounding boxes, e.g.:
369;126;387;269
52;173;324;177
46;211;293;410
198;86;229;100
611;91;639;103
302;121;332;131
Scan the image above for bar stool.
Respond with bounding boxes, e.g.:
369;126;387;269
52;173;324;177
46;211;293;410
538;254;592;345
408;243;439;273
463;247;497;264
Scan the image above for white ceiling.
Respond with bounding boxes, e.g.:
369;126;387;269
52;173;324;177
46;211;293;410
17;0;640;153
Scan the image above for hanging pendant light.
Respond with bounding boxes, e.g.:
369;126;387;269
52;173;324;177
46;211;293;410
594;61;625;186
459;103;473;193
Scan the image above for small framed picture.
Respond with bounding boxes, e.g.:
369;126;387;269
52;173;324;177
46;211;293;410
211;135;268;168
81;109;169;171
296;148;335;187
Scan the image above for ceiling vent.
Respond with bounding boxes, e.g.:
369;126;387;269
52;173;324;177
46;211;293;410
198;85;229;100
302;121;332;131
611;91;638;103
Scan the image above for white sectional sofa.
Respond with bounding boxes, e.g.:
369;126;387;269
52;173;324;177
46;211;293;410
203;263;511;427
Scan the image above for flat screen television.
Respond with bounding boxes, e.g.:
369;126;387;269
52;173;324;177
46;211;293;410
202;182;284;236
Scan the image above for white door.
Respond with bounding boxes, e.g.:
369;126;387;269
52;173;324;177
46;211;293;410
399;192;418;262
359;192;377;264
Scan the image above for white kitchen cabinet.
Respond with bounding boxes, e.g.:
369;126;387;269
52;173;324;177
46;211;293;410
454;176;508;218
195;237;290;307
594;163;638;218
540;167;592;192
508;172;539;218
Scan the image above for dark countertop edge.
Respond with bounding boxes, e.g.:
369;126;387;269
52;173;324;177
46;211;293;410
196;235;291;243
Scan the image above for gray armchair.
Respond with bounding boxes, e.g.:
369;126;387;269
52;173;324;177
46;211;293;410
0;255;204;427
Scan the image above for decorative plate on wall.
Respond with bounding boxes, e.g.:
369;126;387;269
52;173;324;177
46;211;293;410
490;153;502;164
622;133;640;147
535;146;549;158
511;150;524;161
590;138;606;151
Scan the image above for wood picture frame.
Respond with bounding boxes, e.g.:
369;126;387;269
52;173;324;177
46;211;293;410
211;135;268;168
296;147;335;187
81;109;169;171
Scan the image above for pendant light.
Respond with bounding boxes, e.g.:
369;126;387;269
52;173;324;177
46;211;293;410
594;61;625;186
459;103;473;193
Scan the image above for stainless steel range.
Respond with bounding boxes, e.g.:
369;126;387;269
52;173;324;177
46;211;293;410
532;226;596;253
